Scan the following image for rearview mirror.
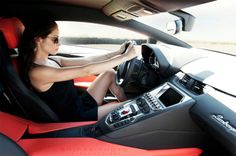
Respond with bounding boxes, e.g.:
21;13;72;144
170;10;195;31
166;19;182;35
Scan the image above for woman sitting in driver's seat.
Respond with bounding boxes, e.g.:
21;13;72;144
18;17;138;121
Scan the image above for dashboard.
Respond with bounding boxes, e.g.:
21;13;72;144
142;43;236;155
96;43;236;155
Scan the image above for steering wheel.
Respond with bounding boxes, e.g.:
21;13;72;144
116;57;137;87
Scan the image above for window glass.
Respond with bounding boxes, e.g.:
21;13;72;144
179;0;236;55
56;21;147;52
135;13;179;34
134;0;236;55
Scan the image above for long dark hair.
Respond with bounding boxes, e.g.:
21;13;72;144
18;18;57;87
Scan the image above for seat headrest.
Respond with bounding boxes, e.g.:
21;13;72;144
0;17;25;49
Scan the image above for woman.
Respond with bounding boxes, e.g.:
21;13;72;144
18;18;138;121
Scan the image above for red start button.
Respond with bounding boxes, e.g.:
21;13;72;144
121;110;130;115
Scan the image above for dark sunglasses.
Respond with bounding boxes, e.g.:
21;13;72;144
47;36;59;44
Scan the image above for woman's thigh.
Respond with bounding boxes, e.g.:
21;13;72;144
87;69;116;105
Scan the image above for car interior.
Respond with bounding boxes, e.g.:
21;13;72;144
0;0;236;156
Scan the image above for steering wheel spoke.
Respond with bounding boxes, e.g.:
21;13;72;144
116;57;139;87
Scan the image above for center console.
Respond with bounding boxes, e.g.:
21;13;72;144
95;82;203;149
104;82;191;130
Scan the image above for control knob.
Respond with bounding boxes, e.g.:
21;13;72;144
108;111;120;123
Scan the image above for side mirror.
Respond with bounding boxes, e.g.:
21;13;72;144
166;19;183;35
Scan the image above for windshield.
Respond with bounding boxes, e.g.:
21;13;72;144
135;0;236;55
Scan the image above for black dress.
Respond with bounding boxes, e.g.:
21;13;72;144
37;80;98;121
36;59;98;121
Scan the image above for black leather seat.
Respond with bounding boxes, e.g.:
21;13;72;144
0;17;59;122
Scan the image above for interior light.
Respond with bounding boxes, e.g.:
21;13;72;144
116;14;127;19
143;9;153;15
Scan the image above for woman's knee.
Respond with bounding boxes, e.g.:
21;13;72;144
103;69;116;80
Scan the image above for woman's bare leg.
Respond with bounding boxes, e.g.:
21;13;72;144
87;69;127;106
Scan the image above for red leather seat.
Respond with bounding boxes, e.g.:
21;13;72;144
0;111;203;156
74;75;97;88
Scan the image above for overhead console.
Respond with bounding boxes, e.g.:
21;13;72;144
102;0;158;21
102;0;214;21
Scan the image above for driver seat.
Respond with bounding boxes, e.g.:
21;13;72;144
0;17;60;122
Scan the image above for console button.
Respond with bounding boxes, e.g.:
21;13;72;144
109;111;120;123
136;98;150;114
121;109;130;115
130;104;137;115
143;105;150;113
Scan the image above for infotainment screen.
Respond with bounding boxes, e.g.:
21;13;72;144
159;88;183;107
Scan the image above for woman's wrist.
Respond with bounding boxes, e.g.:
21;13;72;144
114;49;122;55
123;52;132;61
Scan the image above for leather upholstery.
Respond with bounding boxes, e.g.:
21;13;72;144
0;17;24;49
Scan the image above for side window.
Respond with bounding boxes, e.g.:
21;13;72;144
56;21;147;52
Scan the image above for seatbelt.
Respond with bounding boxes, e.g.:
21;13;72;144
0;80;12;111
0;79;30;118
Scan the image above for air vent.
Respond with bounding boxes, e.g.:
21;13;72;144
191;80;205;95
179;74;191;87
179;74;205;95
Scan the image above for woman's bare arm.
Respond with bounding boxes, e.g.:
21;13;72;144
30;44;138;91
50;41;129;67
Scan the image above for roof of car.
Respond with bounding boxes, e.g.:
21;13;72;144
1;0;215;21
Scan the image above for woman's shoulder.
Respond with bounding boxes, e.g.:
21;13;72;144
29;63;57;78
29;65;56;92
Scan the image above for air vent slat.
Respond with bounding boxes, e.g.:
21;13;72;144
179;74;205;95
180;74;191;87
191;80;205;95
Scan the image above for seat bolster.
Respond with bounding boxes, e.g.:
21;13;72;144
0;112;28;141
0;17;24;49
18;138;203;156
0;112;96;136
28;121;96;134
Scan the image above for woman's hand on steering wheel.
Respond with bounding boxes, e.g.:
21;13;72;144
122;40;139;61
117;40;137;56
116;41;140;87
118;40;132;55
